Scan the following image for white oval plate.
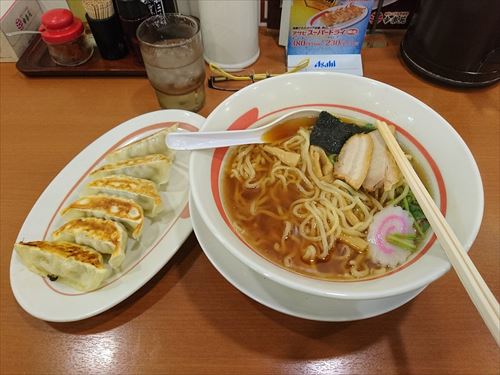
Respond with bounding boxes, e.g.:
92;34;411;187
10;110;205;322
191;196;426;321
307;5;369;28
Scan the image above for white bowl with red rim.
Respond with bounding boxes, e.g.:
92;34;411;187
190;72;483;304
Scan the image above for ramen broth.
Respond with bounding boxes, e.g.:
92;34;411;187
223;174;386;279
222;115;429;281
262;116;316;142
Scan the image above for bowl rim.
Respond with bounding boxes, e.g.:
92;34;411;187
190;71;484;300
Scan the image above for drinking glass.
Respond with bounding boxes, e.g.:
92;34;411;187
137;14;206;111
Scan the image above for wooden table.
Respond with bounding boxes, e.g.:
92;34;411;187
1;31;499;375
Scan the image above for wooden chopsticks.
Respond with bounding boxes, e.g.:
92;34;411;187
377;120;500;346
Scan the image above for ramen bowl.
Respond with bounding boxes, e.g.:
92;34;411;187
189;72;483;312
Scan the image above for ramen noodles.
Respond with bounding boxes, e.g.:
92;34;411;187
222;112;430;281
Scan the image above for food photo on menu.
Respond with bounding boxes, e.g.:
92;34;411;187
0;0;499;374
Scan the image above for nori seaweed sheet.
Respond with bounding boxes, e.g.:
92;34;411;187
310;111;372;154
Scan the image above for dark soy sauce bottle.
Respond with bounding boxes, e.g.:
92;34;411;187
115;0;151;64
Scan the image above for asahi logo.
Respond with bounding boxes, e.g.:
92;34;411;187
314;60;336;68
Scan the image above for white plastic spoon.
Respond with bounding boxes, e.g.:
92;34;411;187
166;108;322;150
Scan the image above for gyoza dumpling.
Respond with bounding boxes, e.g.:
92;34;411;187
106;126;177;162
90;154;172;185
14;241;111;291
52;218;128;270
61;195;144;239
85;175;163;217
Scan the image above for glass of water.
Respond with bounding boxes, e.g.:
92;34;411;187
137;14;206;112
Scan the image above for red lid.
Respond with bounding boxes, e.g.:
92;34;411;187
39;9;83;44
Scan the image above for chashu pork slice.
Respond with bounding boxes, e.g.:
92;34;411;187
362;129;401;192
14;241;111;291
334;133;373;190
384;150;401;191
363;130;387;191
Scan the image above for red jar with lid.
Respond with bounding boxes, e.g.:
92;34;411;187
39;9;93;66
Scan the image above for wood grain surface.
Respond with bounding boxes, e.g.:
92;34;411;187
1;31;499;375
